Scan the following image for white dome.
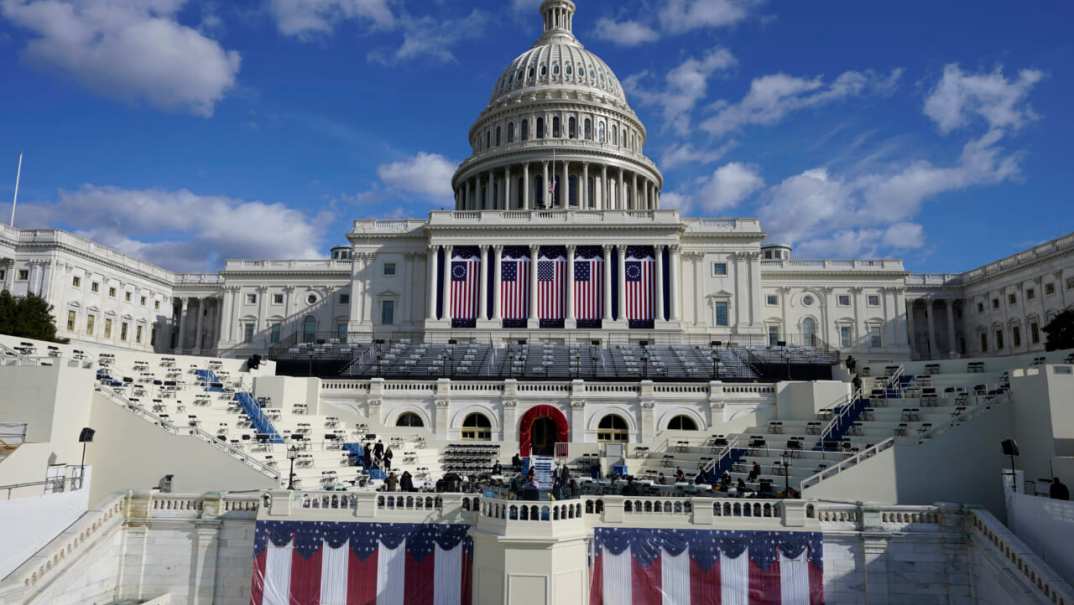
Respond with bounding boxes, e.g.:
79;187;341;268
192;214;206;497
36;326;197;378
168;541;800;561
490;41;627;106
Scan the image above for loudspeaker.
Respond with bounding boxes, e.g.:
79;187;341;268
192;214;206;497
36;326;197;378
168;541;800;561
777;341;787;347
1001;439;1020;457
247;354;262;370
78;427;95;443
710;341;722;347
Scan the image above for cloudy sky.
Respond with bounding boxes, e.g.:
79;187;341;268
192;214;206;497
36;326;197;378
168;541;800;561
0;0;1071;272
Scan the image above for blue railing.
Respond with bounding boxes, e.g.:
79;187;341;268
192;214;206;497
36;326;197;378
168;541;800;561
710;447;747;480
815;397;870;451
234;392;284;443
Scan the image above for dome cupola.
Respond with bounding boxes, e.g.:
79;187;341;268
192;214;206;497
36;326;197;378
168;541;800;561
539;0;577;42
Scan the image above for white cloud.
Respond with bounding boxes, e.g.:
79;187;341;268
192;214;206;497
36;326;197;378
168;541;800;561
1;0;240;117
881;222;925;249
660;141;736;170
593;18;659;47
510;0;540;13
372;10;488;64
658;0;757;34
267;0;394;37
17;186;330;272
924;64;1043;135
701;69;902;137
664;162;763;215
626;48;737;134
376;152;456;201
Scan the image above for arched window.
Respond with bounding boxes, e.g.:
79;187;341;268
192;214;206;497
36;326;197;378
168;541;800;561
584;119;592;140
495;126;501;147
597;414;629;443
566;64;573;78
396;412;424;428
568;117;577;138
528;67;535;80
612;125;619;146
540;64;547;77
302;316;317;343
553;116;561;138
521;119;530;141
462;413;492;441
485;131;491;150
667;415;698;431
536;117;545;139
507;123;515;143
597;122;605;144
802;317;817;347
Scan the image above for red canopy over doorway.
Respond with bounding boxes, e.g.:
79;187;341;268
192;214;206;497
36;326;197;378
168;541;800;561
518;404;569;457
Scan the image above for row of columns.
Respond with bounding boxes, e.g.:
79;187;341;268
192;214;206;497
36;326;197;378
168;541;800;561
907;298;958;359
174;296;221;354
455;161;659;212
425;243;681;324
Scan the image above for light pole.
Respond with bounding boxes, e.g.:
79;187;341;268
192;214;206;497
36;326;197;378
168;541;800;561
781;452;791;497
287;445;299;490
77;427;95;490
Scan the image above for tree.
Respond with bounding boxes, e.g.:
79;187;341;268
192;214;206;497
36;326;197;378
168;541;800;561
1043;309;1074;352
0;291;61;342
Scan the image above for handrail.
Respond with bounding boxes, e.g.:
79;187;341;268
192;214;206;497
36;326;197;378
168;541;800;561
815;387;864;446
800;437;896;490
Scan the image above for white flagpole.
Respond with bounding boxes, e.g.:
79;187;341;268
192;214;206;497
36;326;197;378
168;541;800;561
9;152;22;228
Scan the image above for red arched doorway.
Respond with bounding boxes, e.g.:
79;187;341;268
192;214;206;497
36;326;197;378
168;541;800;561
518;405;569;457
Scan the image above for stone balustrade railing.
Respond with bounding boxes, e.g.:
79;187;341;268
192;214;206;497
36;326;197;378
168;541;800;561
761;259;905;271
425;209;683;227
970;508;1073;605
320;378;774;401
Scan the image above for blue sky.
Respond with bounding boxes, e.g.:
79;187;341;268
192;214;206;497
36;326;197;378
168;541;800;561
0;0;1071;273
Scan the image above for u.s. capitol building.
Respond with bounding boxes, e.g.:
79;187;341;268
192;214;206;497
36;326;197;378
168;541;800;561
1;0;1072;363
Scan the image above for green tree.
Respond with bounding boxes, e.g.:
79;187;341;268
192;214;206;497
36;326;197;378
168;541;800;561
1043;308;1074;352
0;291;61;342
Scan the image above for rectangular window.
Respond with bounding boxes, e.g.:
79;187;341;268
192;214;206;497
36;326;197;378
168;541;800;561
120;322;129;341
766;294;778;306
0;270;5;281
1012;326;1021;348
381;300;395;325
712;263;728;276
154;300;160;310
1008;293;1017;305
992;298;999;309
270;323;281;344
768;325;780;346
246;293;257;304
1066;277;1074;290
1026;288;1035;300
140;296;147;306
17;269;28;281
1031;322;1041;345
840;325;853;348
337;322;348;340
72;276;81;287
273;294;284;305
383;263;397;276
995;330;1004;350
339;294;350;305
125;292;132;302
980;333;988;352
1047;283;1057;295
67;310;76;331
91;282;100;293
714;302;730;327
837;295;851;306
867;295;880;306
104;318;112;338
870;326;882;348
136;325;143;344
109;287;116;298
977;302;984;313
151;327;157;346
243;323;254;344
86;314;95;335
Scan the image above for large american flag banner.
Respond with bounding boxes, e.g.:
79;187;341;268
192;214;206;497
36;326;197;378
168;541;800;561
500;249;530;323
625;246;655;325
251;521;472;605
538;250;567;323
575;247;604;323
451;249;480;325
590;528;823;605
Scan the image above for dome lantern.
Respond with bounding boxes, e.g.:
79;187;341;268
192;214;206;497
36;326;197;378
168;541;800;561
540;0;576;41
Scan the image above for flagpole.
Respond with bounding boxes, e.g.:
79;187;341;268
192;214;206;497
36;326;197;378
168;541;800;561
9;152;22;228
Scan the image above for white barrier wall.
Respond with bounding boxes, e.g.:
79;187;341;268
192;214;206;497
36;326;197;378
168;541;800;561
775;380;852;420
254;375;321;414
1010;365;1074;485
0;364;94;464
1005;487;1074;583
0;467;91;579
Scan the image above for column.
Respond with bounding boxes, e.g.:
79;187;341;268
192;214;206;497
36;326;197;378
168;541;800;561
463;182;470;210
945;299;957;356
582;163;589;208
566;244;576;324
617;246;626;321
505;166;512;210
670;245;681;321
603;245;613;320
542;162;550;208
426;246;438;320
493;245;503;320
193;298;204;352
601;165;608;210
632;173;639;210
654;245;665;322
486;172;493;210
176;297;188;352
220;289;234;344
529;244;539;324
523;163;530;210
443;245;454;321
478;245;489;321
256;286;269;341
925;299;937;359
401;253;413;325
905;298;917;357
562;160;569;208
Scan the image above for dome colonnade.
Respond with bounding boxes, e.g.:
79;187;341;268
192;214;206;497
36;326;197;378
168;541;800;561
451;0;662;213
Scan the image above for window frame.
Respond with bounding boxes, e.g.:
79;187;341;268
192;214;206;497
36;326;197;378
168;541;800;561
711;262;728;277
713;301;730;327
383;262;397;276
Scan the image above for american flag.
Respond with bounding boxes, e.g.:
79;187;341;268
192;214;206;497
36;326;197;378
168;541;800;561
574;252;604;321
625;247;654;322
590;527;823;605
500;252;530;321
538;253;566;321
451;251;479;321
251;520;472;605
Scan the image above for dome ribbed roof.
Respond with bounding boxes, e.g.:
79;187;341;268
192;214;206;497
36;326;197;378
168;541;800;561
489;42;627;106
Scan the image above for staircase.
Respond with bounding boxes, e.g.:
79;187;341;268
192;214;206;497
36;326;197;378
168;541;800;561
234;392;284;443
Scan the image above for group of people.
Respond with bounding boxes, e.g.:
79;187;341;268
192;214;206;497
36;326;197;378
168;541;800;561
354;439;395;473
